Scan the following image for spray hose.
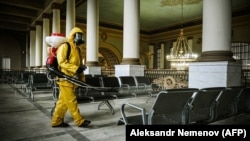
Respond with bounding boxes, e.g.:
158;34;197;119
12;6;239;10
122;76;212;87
46;66;118;92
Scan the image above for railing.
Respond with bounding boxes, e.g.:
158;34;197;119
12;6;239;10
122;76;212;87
101;68;189;89
101;68;250;88
102;69;115;76
144;69;189;89
101;69;188;80
144;69;188;82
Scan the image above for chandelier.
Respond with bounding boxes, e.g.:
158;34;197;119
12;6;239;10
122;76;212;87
166;0;198;70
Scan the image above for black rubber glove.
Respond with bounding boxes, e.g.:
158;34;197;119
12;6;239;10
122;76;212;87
76;65;86;73
82;65;87;70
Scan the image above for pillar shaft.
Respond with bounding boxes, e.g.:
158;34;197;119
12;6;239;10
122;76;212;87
42;14;50;67
199;0;234;62
52;3;61;33
29;29;36;67
115;0;144;77
66;0;75;36
189;0;241;88
86;0;99;66
121;0;140;65
35;22;42;67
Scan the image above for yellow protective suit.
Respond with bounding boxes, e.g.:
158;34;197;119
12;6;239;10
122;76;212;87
51;27;86;127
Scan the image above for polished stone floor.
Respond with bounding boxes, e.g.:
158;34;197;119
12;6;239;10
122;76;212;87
0;83;250;141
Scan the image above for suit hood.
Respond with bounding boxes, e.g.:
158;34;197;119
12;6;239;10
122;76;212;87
68;27;84;43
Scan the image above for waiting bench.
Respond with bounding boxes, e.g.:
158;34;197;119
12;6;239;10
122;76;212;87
119;86;249;125
25;73;53;101
119;90;197;125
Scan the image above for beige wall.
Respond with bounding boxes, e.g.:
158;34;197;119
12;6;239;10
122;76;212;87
232;15;250;42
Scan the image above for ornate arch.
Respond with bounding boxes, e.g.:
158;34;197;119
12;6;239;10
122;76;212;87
79;42;122;69
99;42;122;69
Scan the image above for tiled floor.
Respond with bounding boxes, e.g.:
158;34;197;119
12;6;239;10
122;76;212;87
0;83;249;141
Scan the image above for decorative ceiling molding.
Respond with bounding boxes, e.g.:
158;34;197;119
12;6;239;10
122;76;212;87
161;0;201;7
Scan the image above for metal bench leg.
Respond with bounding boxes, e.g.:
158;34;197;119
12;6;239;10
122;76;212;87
117;117;125;125
30;91;34;101
98;100;115;115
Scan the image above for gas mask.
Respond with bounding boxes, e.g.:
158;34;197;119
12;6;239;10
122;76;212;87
74;32;84;46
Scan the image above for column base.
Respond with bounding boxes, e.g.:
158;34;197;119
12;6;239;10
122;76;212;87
115;65;145;77
120;58;140;65
86;61;99;66
198;51;235;62
188;61;242;89
85;66;102;76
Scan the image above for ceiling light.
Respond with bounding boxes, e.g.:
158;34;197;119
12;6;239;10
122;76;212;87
166;0;198;70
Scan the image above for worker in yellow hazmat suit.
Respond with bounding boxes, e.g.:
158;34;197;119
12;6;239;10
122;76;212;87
51;27;91;127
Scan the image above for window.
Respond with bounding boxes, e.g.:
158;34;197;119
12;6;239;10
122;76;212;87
156;48;161;69
231;41;250;70
1;57;11;70
231;41;250;83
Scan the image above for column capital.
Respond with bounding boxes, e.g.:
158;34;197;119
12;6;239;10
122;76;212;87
51;3;62;10
29;26;36;31
35;21;43;26
42;13;51;19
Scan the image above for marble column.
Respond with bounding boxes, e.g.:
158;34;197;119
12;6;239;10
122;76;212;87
121;0;140;65
52;3;61;33
25;32;30;68
66;0;75;36
29;28;36;68
115;0;144;77
35;21;43;67
148;44;154;69
85;0;101;75
189;0;242;89
199;0;234;62
42;14;50;67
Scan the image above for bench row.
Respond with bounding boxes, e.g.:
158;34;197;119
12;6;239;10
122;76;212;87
69;76;159;114
119;86;250;125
